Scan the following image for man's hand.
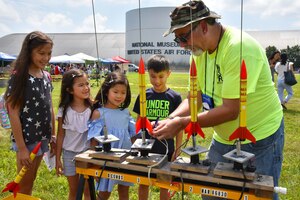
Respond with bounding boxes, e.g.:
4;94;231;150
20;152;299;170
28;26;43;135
152;117;184;140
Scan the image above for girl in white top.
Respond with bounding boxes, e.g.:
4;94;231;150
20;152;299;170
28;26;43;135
275;53;294;109
56;69;92;200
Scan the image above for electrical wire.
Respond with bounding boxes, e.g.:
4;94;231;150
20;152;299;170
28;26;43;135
138;0;142;58
147;138;168;200
238;1;247;199
240;0;244;67
95;160;107;200
173;138;189;159
180;170;184;200
189;0;194;49
238;167;247;200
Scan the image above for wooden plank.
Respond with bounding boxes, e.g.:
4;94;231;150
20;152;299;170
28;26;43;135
126;153;168;168
156;162;173;182
89;151;128;162
213;162;256;181
170;157;210;174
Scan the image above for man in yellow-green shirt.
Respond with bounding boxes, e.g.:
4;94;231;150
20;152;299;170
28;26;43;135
153;1;284;200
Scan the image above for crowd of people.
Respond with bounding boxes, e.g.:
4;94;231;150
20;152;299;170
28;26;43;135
3;1;295;200
45;63;101;77
3;29;182;200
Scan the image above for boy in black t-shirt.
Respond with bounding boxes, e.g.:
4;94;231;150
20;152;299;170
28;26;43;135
133;55;182;200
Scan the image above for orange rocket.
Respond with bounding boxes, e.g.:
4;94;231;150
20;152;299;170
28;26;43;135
229;60;256;143
184;59;205;139
135;57;153;134
2;142;42;198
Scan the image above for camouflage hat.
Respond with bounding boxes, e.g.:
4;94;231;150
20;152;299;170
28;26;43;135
163;0;221;37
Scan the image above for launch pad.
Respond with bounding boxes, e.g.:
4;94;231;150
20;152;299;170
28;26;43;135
127;137;168;167
75;150;279;200
223;148;255;164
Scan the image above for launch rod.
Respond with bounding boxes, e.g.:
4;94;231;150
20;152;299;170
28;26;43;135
192;134;197;149
103;125;108;140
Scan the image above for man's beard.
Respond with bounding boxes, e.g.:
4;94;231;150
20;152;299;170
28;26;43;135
184;46;203;56
192;48;203;56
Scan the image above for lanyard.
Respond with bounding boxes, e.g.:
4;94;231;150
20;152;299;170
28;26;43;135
204;25;223;99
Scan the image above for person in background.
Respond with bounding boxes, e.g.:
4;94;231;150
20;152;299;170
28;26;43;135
268;50;281;82
4;31;56;195
56;69;92;200
152;1;284;200
133;55;183;200
275;53;294;110
88;71;136;200
54;64;61;75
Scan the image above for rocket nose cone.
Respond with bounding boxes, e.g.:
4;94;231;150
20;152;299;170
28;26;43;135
190;58;197;76
241;60;247;79
139;57;145;74
32;141;42;154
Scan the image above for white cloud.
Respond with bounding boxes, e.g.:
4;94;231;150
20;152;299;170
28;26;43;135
65;0;91;7
75;13;112;33
42;13;73;27
244;0;297;17
0;0;21;21
26;13;73;33
0;23;11;34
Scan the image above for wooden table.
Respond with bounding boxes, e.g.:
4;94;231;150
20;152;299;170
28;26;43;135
75;150;274;200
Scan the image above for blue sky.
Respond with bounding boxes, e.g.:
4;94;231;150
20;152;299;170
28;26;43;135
1;0;300;38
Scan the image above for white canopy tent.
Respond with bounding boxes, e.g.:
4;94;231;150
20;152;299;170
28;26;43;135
0;52;16;61
49;55;85;64
72;52;98;61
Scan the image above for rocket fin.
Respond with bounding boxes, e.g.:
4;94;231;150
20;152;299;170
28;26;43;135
229;127;256;143
135;117;153;134
184;122;205;139
135;118;142;134
145;118;153;134
184;122;193;139
195;123;205;139
2;181;19;197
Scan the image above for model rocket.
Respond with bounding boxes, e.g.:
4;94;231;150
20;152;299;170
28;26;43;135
2;142;42;198
229;60;256;143
135;57;153;135
184;58;205;139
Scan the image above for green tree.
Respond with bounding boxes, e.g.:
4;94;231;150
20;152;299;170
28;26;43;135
265;46;278;59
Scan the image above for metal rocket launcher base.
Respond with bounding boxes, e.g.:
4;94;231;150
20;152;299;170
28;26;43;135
2;142;42;198
93;125;119;153
181;59;208;164
88;125;129;162
223;60;256;172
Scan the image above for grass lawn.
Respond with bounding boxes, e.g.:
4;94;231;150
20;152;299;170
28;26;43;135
0;72;299;200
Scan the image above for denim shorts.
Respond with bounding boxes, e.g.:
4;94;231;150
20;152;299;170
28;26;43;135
62;149;82;176
12;139;49;156
205;118;284;200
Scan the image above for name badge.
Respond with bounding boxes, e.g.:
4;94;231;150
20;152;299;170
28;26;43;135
202;94;215;111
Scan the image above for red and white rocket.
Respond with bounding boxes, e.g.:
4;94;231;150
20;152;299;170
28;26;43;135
184;59;205;139
135;57;153;135
2;142;42;198
229;60;256;143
